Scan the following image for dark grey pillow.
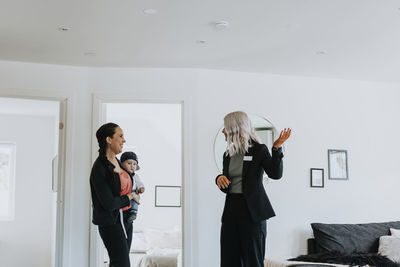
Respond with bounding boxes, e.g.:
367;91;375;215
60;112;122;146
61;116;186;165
311;221;400;253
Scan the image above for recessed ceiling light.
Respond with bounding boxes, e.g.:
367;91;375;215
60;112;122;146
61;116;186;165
57;27;70;32
214;21;230;30
143;9;158;15
84;52;96;56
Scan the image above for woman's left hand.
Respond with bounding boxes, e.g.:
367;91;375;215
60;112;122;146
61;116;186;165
273;128;292;148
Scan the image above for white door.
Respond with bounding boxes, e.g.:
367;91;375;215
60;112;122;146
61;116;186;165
90;99;184;267
0;97;65;267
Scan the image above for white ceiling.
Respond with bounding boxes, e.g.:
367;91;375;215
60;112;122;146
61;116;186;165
1;0;400;82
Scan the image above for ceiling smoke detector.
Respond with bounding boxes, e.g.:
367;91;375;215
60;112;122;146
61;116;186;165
214;21;230;30
57;27;70;32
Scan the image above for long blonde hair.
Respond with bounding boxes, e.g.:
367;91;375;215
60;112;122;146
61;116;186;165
224;111;259;156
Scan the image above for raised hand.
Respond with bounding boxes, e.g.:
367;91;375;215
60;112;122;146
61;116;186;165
273;128;292;148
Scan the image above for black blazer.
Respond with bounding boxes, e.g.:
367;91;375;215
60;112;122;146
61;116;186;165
215;142;283;222
90;155;133;226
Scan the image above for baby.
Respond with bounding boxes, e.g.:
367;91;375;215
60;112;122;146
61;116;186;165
120;151;145;223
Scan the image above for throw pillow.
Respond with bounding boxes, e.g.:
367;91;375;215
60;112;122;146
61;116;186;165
378;235;400;263
131;232;149;253
311;221;400;253
144;227;182;249
390;228;400;238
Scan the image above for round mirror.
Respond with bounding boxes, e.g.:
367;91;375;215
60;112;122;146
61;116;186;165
213;115;279;172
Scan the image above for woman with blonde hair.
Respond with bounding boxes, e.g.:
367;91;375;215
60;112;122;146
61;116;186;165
215;111;291;267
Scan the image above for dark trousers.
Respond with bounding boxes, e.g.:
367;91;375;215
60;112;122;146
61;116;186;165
98;220;133;267
220;220;267;267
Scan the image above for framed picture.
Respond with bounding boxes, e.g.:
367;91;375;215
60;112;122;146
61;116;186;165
328;149;348;180
310;168;324;188
155;185;181;207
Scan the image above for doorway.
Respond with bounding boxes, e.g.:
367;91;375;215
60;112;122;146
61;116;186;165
0;96;66;267
91;101;183;267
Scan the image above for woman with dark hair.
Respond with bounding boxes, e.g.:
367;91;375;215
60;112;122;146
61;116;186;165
90;122;138;267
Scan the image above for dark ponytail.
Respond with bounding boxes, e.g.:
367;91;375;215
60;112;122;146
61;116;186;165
95;122;119;157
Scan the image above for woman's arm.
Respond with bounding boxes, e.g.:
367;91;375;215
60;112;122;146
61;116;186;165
215;154;230;193
260;145;283;180
90;163;132;211
261;128;291;179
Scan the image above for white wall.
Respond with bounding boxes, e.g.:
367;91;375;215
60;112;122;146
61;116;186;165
106;103;182;232
0;61;90;267
1;60;400;267
193;70;400;263
0;114;57;267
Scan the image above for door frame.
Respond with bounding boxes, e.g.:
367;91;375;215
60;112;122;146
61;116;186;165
90;94;193;267
0;89;72;267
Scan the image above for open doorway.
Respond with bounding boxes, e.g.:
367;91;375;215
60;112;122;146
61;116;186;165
0;97;66;267
93;101;183;267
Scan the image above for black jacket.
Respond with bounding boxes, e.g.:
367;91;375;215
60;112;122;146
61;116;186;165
216;142;283;222
90;155;133;226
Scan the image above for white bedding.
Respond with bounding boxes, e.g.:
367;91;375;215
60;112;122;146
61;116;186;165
136;248;181;267
130;228;182;267
137;254;178;267
264;258;351;267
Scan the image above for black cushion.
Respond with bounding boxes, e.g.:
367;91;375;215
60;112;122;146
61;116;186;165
311;221;400;253
307;238;318;254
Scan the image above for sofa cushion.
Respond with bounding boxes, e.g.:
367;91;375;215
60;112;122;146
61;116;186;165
390;228;400;238
311;221;400;253
378;235;400;263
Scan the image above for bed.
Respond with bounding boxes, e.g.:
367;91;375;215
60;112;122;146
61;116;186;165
129;228;182;267
265;258;350;267
135;248;182;267
287;221;400;267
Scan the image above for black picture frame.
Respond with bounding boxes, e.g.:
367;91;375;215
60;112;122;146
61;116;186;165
328;149;349;180
155;185;181;207
310;168;324;188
